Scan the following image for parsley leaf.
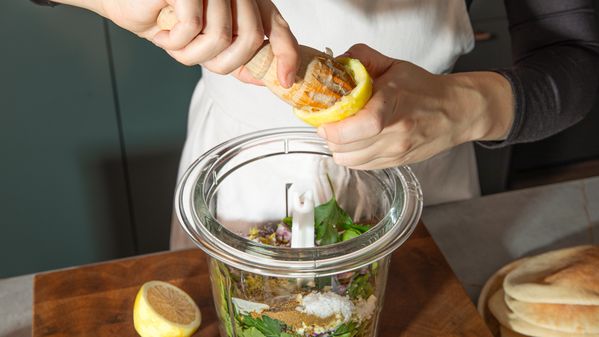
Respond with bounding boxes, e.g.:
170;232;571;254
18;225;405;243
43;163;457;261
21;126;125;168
314;176;353;246
241;327;266;337
342;223;370;233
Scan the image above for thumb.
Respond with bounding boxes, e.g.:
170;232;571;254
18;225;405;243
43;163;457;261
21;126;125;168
341;43;397;78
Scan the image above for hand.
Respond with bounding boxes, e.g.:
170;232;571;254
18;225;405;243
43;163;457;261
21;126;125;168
102;0;299;87
317;44;514;170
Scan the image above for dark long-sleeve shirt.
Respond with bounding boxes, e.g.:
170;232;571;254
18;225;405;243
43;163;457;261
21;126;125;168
480;0;599;147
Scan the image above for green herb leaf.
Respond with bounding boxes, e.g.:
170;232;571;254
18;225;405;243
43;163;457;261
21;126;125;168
314;175;367;246
241;327;266;337
342;223;370;233
240;315;283;337
314;195;353;246
347;273;373;300
282;216;293;227
342;228;361;241
332;322;359;337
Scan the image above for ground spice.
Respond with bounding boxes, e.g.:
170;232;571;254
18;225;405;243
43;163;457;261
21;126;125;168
264;311;337;330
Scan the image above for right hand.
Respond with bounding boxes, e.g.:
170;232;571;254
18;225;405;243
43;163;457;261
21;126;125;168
100;0;299;87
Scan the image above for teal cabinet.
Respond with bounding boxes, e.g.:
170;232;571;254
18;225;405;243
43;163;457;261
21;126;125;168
0;1;200;277
107;24;201;254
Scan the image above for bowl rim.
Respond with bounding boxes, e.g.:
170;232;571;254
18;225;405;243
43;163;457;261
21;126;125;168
175;127;423;277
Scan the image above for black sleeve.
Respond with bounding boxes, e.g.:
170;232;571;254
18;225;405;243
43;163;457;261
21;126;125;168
479;0;599;148
31;0;59;6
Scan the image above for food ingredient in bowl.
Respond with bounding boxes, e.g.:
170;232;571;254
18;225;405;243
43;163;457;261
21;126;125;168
214;194;380;337
297;292;353;322
133;280;201;337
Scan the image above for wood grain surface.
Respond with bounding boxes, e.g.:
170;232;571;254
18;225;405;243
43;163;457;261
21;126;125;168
33;223;492;337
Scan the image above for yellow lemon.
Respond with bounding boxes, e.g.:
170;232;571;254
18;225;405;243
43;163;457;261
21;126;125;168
294;57;373;127
133;281;201;337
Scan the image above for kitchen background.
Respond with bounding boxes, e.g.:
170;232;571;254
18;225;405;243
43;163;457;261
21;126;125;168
2;0;599;278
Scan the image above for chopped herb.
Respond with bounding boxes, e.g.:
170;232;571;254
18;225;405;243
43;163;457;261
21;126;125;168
331;322;359;337
342;223;370;233
240;314;284;337
342;228;361;241
370;261;379;276
282;216;293;227
348;273;373;300
241;327;266;337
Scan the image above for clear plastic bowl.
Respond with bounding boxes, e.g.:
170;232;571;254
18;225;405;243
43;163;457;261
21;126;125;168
176;127;423;337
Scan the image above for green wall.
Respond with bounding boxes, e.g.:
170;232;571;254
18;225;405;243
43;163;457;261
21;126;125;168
0;1;201;277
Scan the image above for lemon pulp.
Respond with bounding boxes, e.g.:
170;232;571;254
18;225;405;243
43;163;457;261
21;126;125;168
294;57;373;127
133;281;201;337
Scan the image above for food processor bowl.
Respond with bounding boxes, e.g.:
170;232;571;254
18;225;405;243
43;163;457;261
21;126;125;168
176;127;422;337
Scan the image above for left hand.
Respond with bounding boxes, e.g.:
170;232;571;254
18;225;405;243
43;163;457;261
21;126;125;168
317;44;514;170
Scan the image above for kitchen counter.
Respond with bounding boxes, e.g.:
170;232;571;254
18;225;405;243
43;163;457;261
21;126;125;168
2;176;599;337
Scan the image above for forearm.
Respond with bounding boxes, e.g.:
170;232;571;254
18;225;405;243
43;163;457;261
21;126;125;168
445;70;515;144
478;0;599;148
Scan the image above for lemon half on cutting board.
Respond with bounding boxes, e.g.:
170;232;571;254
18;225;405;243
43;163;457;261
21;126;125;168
133;281;201;337
294;57;373;127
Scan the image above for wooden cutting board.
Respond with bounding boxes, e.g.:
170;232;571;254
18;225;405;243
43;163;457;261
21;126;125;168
33;223;492;337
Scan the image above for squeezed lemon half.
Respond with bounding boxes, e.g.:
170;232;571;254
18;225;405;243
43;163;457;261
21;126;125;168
133;281;201;337
294;57;373;127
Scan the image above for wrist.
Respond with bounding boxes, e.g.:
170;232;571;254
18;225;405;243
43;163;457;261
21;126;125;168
445;71;515;143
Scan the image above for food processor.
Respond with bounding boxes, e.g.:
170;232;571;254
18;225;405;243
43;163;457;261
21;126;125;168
176;127;422;337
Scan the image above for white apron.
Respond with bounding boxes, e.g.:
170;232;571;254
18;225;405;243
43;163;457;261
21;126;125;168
171;0;479;249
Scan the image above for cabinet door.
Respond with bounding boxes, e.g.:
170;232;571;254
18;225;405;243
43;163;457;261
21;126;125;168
0;3;134;277
107;24;202;254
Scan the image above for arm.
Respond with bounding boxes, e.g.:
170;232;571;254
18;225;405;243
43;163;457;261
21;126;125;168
481;0;599;147
318;1;599;169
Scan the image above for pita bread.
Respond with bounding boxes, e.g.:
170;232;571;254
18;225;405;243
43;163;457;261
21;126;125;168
505;294;599;334
478;258;529;336
504;245;599;305
500;325;530;337
489;289;599;337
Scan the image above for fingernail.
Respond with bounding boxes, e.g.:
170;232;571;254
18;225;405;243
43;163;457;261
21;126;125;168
317;127;327;139
284;71;295;88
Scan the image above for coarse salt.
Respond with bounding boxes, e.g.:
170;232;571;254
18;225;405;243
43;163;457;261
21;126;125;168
296;292;354;323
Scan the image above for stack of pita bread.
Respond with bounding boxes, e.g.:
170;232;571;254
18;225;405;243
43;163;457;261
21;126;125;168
477;245;599;337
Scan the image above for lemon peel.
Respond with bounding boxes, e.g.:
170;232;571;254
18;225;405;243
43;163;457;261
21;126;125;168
294;57;373;127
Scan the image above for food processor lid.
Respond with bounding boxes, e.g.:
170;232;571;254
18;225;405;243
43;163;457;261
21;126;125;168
176;128;423;277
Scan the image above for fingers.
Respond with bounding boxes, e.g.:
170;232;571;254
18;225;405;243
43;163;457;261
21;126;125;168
231;65;265;85
318;88;396;144
331;138;414;168
165;0;233;66
325;137;378;153
256;0;299;88
338;156;406;171
153;0;204;50
344;43;399;78
203;0;265;74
